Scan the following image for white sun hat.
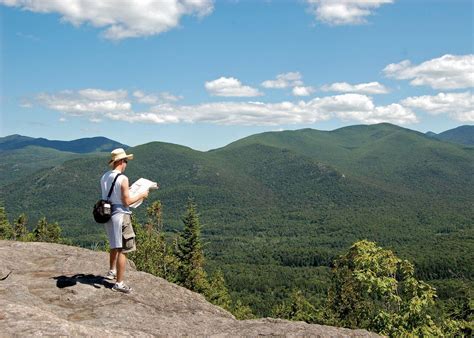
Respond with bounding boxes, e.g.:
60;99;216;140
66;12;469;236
108;148;134;167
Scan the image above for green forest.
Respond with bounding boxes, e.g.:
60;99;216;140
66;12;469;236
0;124;473;335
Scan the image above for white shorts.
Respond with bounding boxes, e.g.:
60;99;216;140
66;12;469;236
104;213;125;249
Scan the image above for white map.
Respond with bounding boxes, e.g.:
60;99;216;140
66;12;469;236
129;178;158;208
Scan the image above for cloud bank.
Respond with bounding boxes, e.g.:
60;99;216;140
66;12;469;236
0;0;214;40
34;89;418;126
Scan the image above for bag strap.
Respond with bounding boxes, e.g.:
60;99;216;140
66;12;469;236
107;173;122;200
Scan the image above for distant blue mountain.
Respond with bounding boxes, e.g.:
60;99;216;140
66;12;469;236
426;125;474;146
0;134;128;153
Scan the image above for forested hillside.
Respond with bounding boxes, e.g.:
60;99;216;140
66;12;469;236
0;123;472;317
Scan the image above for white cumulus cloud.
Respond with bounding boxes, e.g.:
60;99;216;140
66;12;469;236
305;0;394;25
292;86;315;96
310;93;417;124
205;77;263;97
401;92;474;122
261;72;303;89
383;54;474;90
321;81;389;94
36;89;132;121
0;0;214;40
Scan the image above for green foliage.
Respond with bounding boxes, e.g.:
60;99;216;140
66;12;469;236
432;279;474;336
328;240;444;335
129;201;179;281
13;213;29;241
232;299;255;320
272;289;319;323
0;205;14;240
206;270;232;311
175;199;209;294
33;217;62;243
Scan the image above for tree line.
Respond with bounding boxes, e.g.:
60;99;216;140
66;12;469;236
0;205;63;243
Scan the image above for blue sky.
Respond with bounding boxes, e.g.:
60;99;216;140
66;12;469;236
1;0;472;150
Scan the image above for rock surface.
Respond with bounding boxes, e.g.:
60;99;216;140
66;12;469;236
0;240;379;336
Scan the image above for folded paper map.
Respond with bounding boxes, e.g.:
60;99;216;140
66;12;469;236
129;178;158;208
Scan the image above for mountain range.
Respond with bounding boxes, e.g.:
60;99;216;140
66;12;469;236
0;123;472;316
0;134;128;153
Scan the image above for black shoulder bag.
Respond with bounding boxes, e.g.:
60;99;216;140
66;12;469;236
93;173;122;223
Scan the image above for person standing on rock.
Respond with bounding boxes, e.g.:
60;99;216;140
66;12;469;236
100;148;149;293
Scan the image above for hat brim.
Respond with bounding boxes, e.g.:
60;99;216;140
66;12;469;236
108;154;134;166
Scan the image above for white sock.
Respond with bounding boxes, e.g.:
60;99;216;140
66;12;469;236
116;281;124;287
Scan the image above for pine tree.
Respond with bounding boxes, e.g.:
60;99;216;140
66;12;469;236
33;217;49;242
47;221;62;243
175;198;209;293
0;205;13;240
13;214;28;241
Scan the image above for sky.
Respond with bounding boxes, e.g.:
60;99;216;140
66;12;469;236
0;0;472;151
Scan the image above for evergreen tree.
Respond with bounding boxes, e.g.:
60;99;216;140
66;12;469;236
47;221;62;243
328;240;443;336
0;205;13;240
13;213;28;241
206;270;232;311
33;217;62;243
34;217;49;242
175;198;209;293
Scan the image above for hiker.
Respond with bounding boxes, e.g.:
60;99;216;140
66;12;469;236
101;148;149;293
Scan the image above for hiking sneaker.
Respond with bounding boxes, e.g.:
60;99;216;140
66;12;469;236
112;282;132;294
104;270;116;280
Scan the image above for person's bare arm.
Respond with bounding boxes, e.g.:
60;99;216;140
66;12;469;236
120;177;149;207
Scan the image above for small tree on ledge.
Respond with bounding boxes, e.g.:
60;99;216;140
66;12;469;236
328;239;442;336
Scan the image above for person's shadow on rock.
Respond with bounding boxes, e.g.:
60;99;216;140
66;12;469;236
53;274;114;289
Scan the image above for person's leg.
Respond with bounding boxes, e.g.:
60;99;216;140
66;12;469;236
116;250;126;283
109;248;119;271
105;220;119;277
